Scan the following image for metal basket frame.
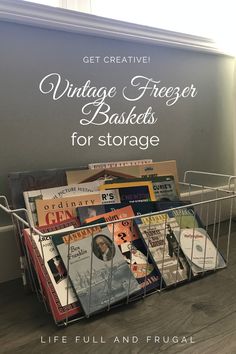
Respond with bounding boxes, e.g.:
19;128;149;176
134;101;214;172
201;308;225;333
0;170;235;326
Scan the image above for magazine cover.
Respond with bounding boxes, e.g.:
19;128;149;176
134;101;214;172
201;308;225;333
84;205;164;292
52;223;141;316
0;1;235;353
99;180;156;202
135;213;191;286
23;220;82;322
103;175;179;201
23;180;105;225
174;227;227;272
35;190;121;226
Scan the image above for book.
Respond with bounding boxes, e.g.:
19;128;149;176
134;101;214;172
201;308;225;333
76;204;118;224
119;241;164;292
7;168;82;286
173;227;226;272
88;159;153;169
35;190;120;226
52;223;141;316
84;205;139;245
8;169;67;209
66;160;179;190
150;175;179;201
165;205;202;229
99;181;156;203
76;200;196;226
135;213;191;286
76;200;163;225
66;168;138;184
105;175;179;201
152;201;226;274
139;161;180;193
155;200;202;228
23;180;104;226
8;167;87;209
84;206;164;292
23;219;82;323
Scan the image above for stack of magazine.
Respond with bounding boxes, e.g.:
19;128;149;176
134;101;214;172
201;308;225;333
8;159;226;323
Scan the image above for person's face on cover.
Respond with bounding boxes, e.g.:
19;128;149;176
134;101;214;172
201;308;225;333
96;236;108;254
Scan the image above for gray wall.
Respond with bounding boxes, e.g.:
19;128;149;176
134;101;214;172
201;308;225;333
0;21;235;282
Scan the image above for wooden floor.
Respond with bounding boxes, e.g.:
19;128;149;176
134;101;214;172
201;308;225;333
1;222;236;354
